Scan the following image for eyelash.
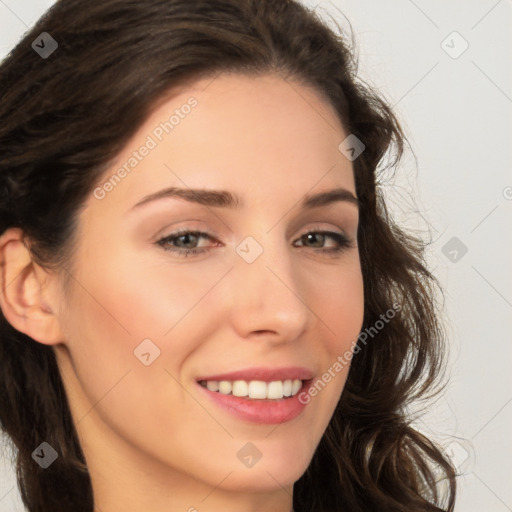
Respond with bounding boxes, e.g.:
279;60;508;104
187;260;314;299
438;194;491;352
156;228;353;258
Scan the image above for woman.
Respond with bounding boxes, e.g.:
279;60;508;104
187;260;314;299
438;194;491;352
0;0;456;511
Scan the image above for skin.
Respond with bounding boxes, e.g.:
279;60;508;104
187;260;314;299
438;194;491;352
0;73;364;512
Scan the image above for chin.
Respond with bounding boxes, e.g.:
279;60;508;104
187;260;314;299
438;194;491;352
215;449;313;492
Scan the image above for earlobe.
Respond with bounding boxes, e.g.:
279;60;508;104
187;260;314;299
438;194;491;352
0;227;65;345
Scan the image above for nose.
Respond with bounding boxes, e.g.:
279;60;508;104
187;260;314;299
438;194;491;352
225;236;310;344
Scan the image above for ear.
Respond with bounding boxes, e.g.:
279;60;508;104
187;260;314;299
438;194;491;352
0;227;65;345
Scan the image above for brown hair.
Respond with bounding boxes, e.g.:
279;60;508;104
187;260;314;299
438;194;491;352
0;0;456;510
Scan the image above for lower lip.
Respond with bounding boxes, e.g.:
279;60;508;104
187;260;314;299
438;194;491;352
196;381;312;425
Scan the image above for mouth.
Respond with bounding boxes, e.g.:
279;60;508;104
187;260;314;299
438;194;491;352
195;367;314;424
198;378;304;400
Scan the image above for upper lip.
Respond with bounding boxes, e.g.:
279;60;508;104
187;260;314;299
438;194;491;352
196;366;314;383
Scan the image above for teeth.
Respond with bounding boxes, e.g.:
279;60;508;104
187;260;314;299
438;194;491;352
291;379;302;395
283;379;292;397
248;380;267;399
232;380;248;397
206;381;219;392
218;381;232;394
200;378;303;399
267;380;283;399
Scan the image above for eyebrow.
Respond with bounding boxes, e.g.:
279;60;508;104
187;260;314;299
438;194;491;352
130;186;359;212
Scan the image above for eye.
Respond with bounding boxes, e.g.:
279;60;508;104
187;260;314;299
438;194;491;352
293;230;352;256
156;228;353;258
156;229;218;257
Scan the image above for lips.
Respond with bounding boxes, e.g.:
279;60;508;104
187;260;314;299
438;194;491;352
195;366;315;424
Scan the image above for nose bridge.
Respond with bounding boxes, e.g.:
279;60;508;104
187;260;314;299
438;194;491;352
228;230;310;339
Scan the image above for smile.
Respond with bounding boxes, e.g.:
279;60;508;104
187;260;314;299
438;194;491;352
198;379;303;400
195;368;315;424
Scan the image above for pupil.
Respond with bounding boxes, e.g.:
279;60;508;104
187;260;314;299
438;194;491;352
307;233;323;247
179;234;196;248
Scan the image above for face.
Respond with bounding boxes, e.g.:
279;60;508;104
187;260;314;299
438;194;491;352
54;73;364;499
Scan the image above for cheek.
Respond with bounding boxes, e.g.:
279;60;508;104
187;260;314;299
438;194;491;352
308;260;365;351
62;246;234;405
60;254;213;461
331;281;364;351
73;237;229;337
300;262;364;405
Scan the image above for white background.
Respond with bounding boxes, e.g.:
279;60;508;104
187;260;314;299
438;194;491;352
1;1;511;510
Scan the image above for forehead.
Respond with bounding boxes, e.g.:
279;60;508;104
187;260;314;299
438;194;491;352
88;72;354;214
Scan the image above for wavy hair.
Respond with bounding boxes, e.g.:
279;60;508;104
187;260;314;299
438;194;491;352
0;0;456;510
